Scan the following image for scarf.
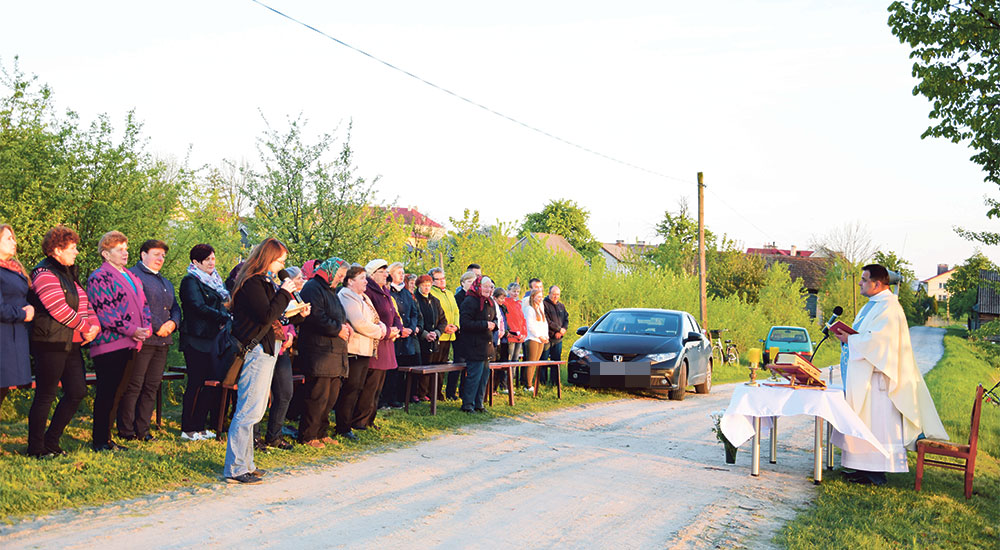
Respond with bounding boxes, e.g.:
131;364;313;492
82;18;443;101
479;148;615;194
0;258;29;280
468;275;493;311
187;262;230;301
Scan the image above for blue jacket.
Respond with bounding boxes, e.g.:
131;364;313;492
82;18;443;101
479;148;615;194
0;265;32;386
391;284;422;357
130;261;182;347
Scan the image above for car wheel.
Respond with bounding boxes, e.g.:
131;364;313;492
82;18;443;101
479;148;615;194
695;360;712;394
669;361;688;401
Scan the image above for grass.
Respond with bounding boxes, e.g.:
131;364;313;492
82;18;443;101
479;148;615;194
0;371;626;522
775;328;1000;549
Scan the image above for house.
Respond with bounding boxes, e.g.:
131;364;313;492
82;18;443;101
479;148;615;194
745;243;814;258
389;206;446;249
509;232;583;261
748;247;829;319
598;240;653;272
970;269;1000;331
920;264;955;302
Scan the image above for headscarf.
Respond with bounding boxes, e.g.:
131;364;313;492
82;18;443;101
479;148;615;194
301;259;321;280
468;275;494;311
316;257;349;280
187;262;231;301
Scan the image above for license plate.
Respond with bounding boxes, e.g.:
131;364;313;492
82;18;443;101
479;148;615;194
590;361;652;376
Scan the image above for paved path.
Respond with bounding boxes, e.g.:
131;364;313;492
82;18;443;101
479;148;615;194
0;327;947;550
909;326;946;375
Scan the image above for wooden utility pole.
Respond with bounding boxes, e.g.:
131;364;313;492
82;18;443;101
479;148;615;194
698;172;708;328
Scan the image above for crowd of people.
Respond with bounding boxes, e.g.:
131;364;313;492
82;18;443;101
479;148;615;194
0;224;570;484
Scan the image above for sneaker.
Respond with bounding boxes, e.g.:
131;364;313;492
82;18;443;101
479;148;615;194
226;472;263;484
411;396;421;403
265;437;293;450
181;431;203;441
389;402;405;409
340;430;359;442
525;386;534;393
422;396;431;402
200;430;216;439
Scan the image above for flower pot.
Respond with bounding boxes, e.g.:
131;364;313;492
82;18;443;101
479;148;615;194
724;441;738;464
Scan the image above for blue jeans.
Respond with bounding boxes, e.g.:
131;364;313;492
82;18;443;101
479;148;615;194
223;344;278;478
461;360;490;411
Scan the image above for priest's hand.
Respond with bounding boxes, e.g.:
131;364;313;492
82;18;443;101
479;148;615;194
831;327;849;344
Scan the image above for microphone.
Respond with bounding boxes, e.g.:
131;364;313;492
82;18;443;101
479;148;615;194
277;269;304;303
822;306;844;336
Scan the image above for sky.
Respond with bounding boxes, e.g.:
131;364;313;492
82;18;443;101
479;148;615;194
2;0;998;279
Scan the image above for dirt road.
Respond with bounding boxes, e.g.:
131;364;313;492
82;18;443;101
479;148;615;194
1;328;945;549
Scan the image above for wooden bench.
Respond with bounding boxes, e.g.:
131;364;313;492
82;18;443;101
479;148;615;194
486;360;567;406
398;363;466;415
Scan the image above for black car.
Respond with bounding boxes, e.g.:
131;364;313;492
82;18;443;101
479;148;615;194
567;308;712;400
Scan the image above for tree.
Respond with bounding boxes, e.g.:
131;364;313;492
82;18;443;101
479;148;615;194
944;251;998;320
707;247;766;303
873;250;921;325
646;198;717;275
522;199;599;257
888;1;1000;186
241;116;406;264
810;221;875;265
0;58;181;276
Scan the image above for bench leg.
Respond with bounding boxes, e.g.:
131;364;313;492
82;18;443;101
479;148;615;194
404;372;412;414
556;364;562;399
488;371;493;407
430;373;439;416
156;382;163;429
507;367;515;406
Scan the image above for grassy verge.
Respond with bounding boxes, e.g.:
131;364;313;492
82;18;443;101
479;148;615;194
776;328;1000;549
0;375;625;521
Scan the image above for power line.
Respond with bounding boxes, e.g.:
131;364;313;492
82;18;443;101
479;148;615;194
249;0;774;242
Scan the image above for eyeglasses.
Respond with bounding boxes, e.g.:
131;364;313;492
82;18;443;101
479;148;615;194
433;277;445;281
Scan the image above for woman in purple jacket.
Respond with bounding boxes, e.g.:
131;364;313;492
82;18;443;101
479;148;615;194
352;259;402;431
86;231;152;452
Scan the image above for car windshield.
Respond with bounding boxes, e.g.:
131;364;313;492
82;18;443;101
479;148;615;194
591;311;680;336
769;328;809;343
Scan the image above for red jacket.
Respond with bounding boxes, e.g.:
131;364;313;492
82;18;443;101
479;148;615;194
502;296;527;343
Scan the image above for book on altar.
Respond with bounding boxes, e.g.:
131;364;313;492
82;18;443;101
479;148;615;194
767;352;826;388
827;321;857;335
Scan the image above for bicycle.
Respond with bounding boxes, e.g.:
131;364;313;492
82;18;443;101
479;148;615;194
709;329;725;364
724;339;739;366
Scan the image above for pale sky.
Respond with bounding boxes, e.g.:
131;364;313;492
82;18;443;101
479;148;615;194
3;0;998;278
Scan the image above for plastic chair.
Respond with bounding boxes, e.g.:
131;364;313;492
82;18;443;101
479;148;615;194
914;384;984;499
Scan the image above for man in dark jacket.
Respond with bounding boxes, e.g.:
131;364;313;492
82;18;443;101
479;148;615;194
122;239;182;441
543;285;569;386
296;257;352;447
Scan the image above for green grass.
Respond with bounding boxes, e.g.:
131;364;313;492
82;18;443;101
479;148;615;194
775;328;1000;549
0;374;626;521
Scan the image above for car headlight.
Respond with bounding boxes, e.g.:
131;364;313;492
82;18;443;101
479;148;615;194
646;352;678;365
571;347;592;359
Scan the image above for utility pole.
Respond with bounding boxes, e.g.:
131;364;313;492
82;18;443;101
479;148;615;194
698;172;708;328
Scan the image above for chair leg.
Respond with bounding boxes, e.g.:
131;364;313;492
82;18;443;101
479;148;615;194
216;388;228;440
914;446;925;492
964;463;973;499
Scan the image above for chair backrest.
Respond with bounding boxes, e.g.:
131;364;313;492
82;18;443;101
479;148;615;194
969;384;984;454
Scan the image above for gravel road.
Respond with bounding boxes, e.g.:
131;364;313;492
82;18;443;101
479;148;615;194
0;327;946;550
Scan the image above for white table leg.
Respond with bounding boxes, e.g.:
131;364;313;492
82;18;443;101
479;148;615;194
826;421;834;470
813;417;823;484
752;416;761;477
769;416;777;464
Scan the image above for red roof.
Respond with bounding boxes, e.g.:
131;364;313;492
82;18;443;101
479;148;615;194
390;207;443;228
746;247;814;257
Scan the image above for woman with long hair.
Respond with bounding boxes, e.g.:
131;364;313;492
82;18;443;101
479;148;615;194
0;224;33;407
522;288;549;392
224;238;309;483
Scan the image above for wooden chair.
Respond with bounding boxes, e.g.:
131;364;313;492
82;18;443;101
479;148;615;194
914;384;984;499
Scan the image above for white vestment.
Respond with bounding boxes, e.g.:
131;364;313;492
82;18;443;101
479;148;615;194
842;289;948;472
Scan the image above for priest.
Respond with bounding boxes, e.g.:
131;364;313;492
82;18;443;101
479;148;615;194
831;264;948;485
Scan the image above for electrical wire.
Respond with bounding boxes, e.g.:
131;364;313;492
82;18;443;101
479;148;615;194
249;0;774;242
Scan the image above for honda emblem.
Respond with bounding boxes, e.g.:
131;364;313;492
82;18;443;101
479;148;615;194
613;355;623;362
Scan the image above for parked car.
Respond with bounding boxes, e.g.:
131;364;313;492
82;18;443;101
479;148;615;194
762;325;813;364
567;308;712;400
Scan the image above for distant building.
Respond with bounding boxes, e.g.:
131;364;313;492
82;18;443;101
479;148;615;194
747;246;828;319
598;240;653;273
390;206;446;249
509;232;583;261
920;264;954;302
971;269;1000;331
